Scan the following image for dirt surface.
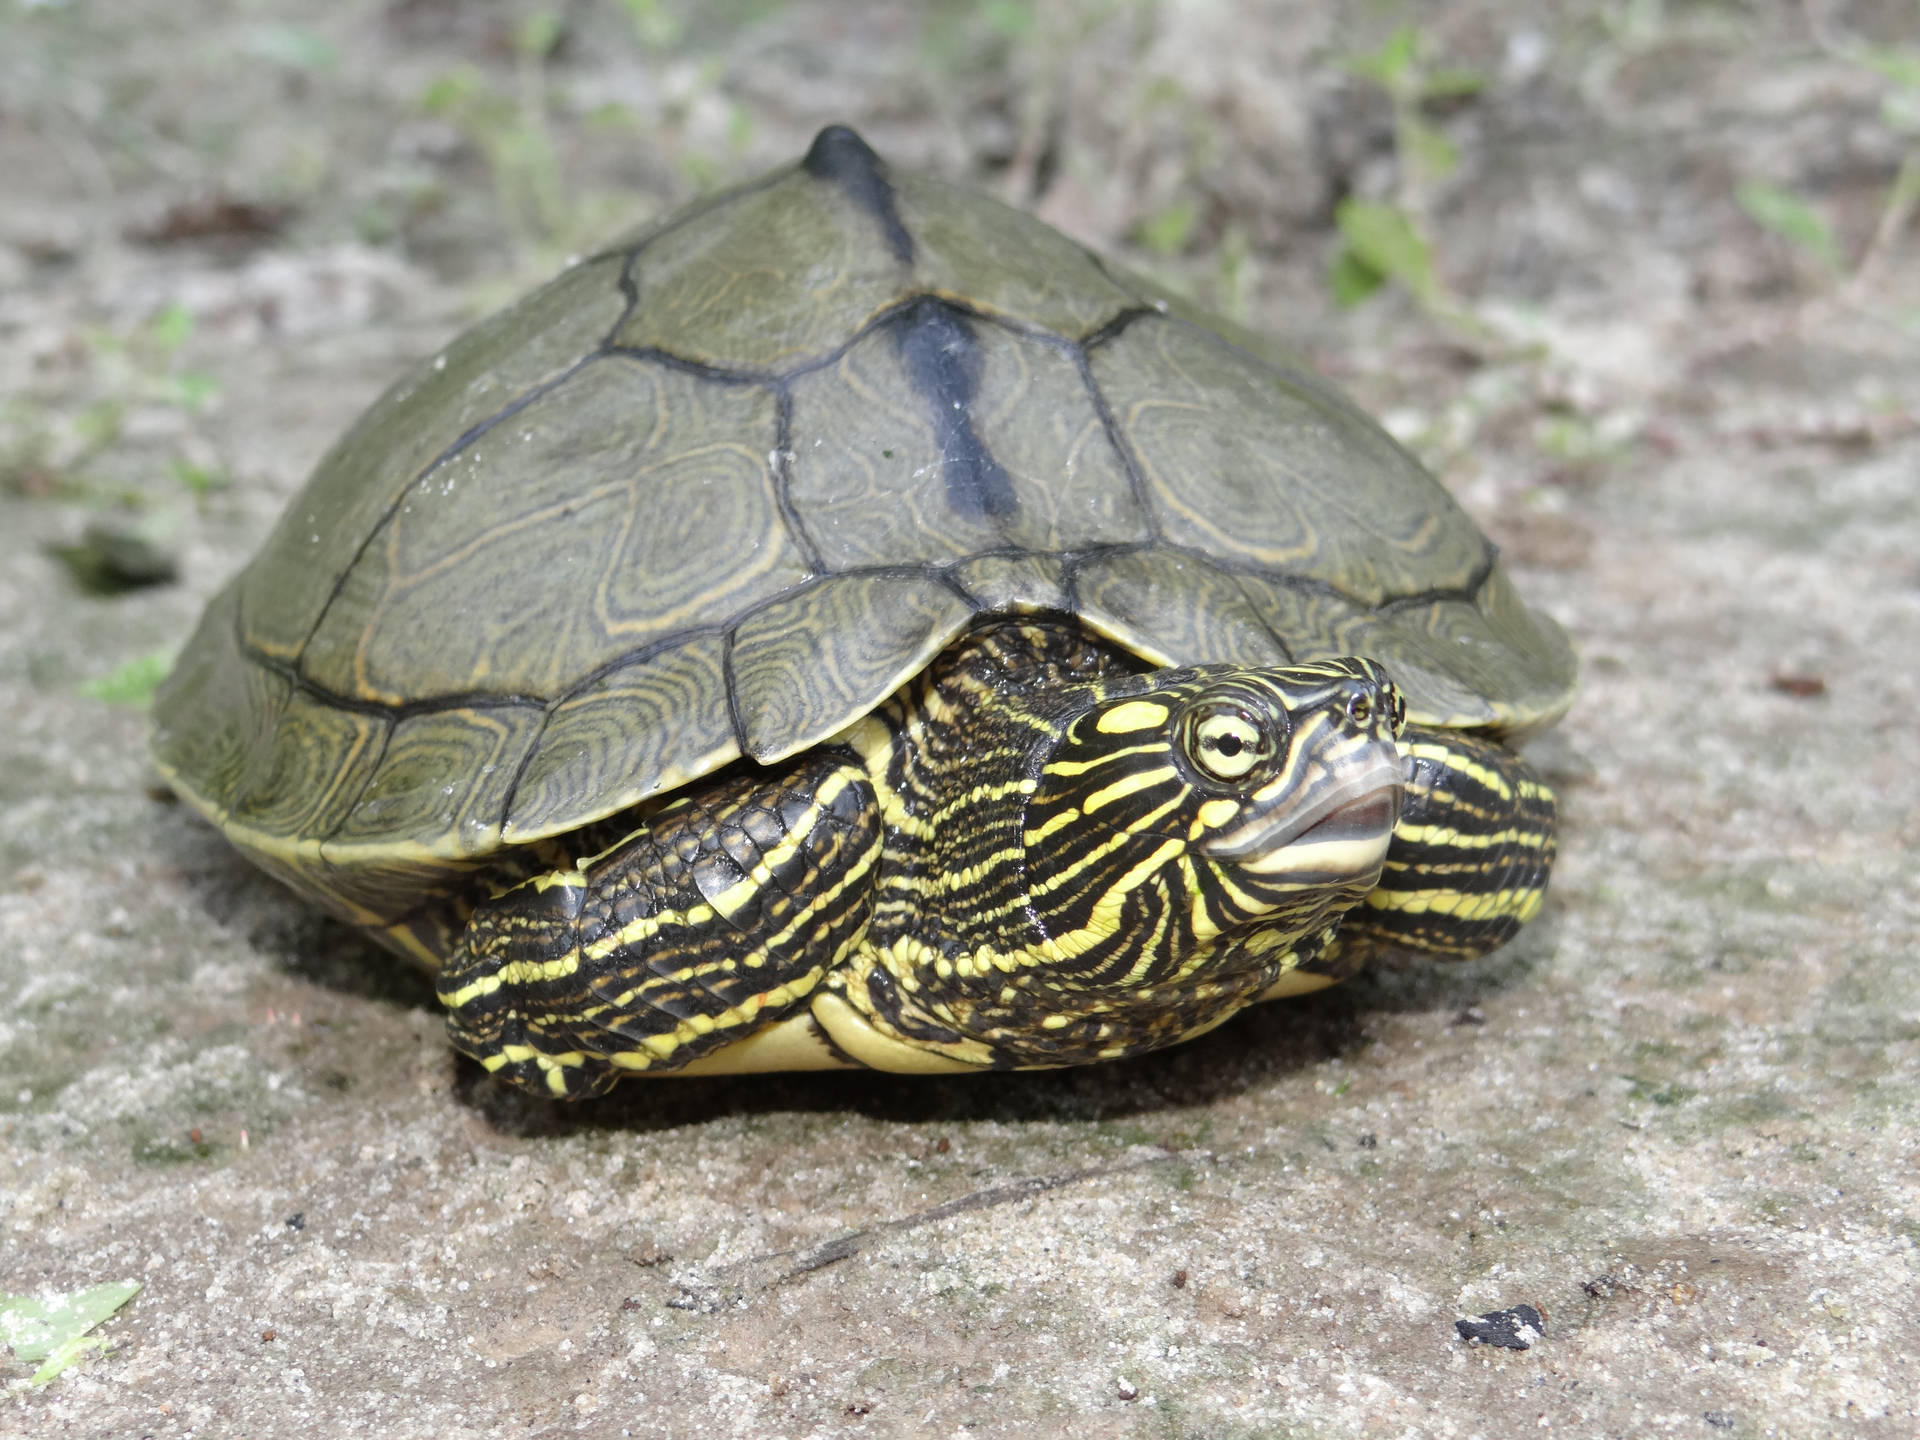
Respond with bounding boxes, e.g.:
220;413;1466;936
3;2;1917;1436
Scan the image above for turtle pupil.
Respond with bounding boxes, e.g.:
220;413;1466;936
1215;735;1244;758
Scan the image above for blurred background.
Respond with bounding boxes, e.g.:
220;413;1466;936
5;0;1915;610
3;1;1917;1434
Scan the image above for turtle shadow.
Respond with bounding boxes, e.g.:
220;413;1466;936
154;799;438;1011
448;928;1550;1139
158;792;1554;1133
443;1008;1358;1140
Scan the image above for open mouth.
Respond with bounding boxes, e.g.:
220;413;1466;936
1290;786;1401;849
1204;756;1406;862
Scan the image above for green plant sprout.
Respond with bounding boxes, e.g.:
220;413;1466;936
421;3;767;275
1331;24;1484;319
1;1281;140;1385
2;301;227;507
1848;46;1920;288
79;650;173;708
1739;27;1920;299
1736;180;1841;273
421;13;571;259
241;22;340;74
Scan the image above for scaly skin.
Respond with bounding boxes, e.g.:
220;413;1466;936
435;621;1555;1097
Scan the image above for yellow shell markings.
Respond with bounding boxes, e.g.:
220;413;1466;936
668;1009;857;1076
316;365;803;711
810;992;990;1074
1122;400;1323;571
342;475;634;702
227;255;634;670
586;446;799;639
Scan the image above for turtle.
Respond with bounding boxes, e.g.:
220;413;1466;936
152;125;1575;1099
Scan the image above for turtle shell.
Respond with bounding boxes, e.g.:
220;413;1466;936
152;126;1574;932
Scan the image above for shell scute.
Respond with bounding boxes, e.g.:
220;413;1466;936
237;255;628;666
787;302;1143;569
300;359;798;706
503;633;737;844
1087;316;1490;603
728;574;974;763
152;129;1573;925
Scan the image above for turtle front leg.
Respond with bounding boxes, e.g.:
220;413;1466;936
436;757;881;1097
1298;727;1557;982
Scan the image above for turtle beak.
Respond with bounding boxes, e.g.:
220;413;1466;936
1203;742;1405;880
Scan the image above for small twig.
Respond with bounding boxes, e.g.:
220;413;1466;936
665;1146;1202;1310
1850;150;1920;291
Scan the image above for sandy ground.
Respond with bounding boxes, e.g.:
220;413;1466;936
2;2;1916;1436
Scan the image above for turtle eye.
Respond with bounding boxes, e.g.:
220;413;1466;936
1346;692;1374;727
1184;705;1274;783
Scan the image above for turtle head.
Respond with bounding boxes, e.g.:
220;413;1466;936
1022;658;1408;984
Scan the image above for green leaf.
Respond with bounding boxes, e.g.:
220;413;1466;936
2;1282;140;1385
1403;117;1460;182
1348;25;1417;88
32;1334;110;1386
73;399;124;449
244;24;339;72
421;67;481;116
1333;199;1436;302
1736;181;1839;270
167;371;220;411
1853;44;1920;92
516;11;563;58
1423;65;1486;99
1882;87;1920;138
148;302;194;355
982;0;1034;38
1136;200;1196;256
169;458;227;496
1327;246;1387;308
586;101;638;132
618;0;684;50
1141;76;1184;109
727;102;754;151
79;652;172;708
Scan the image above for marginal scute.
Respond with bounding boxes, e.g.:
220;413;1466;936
951;552;1071;613
504;633;737;843
225;691;388;843
1379;565;1577;732
1228;570;1387;660
320;851;497;933
788;307;1142;569
151;582;289;816
301;358;798;705
327;703;545;858
1074;550;1291;668
1088;315;1489;604
729;574;973;763
239;254;627;664
1474;565;1578;732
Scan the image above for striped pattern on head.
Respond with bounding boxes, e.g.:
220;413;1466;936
1013;656;1408;993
